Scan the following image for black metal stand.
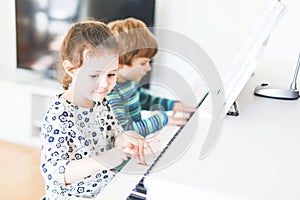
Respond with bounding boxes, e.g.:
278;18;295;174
227;101;239;116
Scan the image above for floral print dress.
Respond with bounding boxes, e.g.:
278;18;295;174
40;95;123;199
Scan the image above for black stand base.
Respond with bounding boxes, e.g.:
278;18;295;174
227;101;239;116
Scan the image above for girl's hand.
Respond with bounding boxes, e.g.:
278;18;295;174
97;147;130;169
114;131;158;166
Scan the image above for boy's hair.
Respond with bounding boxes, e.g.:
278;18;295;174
58;20;118;90
108;17;158;66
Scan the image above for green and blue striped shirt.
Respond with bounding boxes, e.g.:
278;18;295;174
107;81;176;137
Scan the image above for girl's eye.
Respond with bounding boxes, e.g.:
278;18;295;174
108;73;116;78
90;74;99;78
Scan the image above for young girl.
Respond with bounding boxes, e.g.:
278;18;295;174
40;20;155;199
107;17;196;137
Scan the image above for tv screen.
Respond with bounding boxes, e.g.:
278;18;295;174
15;0;155;79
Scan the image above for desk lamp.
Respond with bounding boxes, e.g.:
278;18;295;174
254;52;300;100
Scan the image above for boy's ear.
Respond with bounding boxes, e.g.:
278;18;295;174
63;60;77;77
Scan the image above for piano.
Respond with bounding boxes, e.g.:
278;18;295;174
95;1;287;199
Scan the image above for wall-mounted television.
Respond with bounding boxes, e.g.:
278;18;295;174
15;0;155;79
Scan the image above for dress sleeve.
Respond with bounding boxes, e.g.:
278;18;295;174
40;108;72;190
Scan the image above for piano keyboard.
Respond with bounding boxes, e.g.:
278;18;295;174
96;125;181;199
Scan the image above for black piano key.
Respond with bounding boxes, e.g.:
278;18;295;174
134;183;147;194
127;193;146;200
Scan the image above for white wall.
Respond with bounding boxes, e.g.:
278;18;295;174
154;0;262;73
0;1;16;71
262;0;300;63
153;0;300;78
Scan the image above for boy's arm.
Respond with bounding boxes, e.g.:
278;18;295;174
132;111;168;137
139;87;177;111
108;91;169;137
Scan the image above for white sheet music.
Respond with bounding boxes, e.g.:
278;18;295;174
222;0;286;111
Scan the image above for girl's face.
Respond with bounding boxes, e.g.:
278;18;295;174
72;51;118;106
118;57;151;82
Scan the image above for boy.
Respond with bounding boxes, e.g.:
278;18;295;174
107;17;195;137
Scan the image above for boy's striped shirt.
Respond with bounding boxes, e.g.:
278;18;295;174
107;81;176;137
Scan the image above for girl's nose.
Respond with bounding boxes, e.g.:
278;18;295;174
97;76;108;89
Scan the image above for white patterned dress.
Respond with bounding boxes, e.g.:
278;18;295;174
40;94;123;199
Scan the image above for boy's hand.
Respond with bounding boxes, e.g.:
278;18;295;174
167;115;188;126
169;102;196;126
173;102;197;114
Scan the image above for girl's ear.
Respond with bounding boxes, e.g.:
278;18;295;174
118;63;125;69
63;60;77;77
